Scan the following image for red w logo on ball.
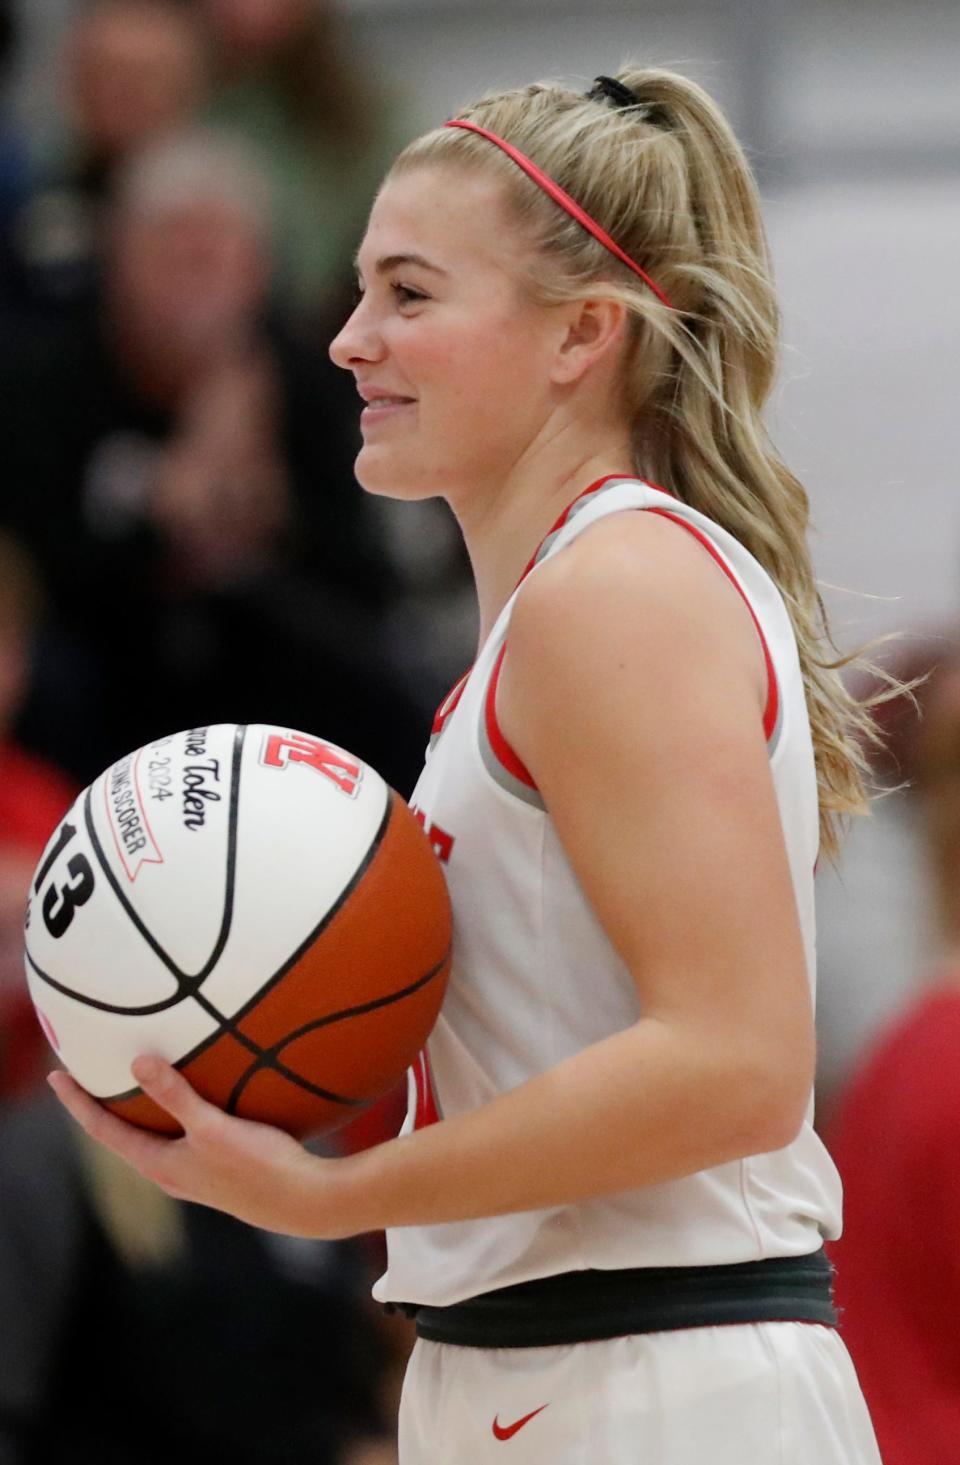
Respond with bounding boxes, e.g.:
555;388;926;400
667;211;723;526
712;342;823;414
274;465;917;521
260;732;363;798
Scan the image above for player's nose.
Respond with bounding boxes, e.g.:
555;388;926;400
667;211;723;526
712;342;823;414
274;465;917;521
329;297;384;370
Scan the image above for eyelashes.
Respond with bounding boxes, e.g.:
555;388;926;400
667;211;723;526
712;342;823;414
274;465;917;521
352;279;429;308
391;283;428;306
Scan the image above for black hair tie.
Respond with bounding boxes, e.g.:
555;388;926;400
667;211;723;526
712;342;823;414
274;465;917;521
587;75;640;110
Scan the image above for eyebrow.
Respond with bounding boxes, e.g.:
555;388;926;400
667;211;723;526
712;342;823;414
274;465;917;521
353;251;450;278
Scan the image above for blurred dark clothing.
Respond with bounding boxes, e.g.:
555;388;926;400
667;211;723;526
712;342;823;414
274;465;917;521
827;982;960;1465
0;164;104;322
0;5;34;309
0;0;207;323
0;117;29;233
0;121;45;324
0;1091;389;1465
0;305;427;797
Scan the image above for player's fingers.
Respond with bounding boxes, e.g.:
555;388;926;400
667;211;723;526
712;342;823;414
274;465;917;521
130;1054;221;1137
47;1070;169;1169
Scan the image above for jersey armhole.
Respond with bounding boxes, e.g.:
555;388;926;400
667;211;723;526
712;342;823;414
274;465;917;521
429;668;471;752
483;506;782;802
643;507;782;748
481;642;545;808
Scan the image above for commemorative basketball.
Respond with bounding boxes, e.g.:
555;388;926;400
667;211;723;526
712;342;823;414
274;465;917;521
23;723;452;1137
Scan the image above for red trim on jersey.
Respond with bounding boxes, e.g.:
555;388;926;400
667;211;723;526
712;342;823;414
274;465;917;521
516;475;677;588
431;668;471;739
412;1049;440;1129
644;508;780;742
485;642;538;789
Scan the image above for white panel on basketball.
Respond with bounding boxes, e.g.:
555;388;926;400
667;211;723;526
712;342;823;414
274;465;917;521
86;726;238;976
27;982;220;1096
200;727;389;1020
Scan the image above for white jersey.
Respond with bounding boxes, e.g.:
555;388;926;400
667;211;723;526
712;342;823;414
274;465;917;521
374;475;842;1309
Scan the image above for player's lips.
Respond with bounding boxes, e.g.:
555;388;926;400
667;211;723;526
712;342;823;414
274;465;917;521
359;389;417;425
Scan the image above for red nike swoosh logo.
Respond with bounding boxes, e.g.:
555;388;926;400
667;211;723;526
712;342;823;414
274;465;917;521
492;1404;549;1440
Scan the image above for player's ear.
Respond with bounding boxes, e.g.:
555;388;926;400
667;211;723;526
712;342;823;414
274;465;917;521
550;296;627;386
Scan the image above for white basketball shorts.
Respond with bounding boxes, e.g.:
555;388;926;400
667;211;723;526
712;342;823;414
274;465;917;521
397;1322;882;1464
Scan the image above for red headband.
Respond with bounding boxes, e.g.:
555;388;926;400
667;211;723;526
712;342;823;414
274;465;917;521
443;118;673;310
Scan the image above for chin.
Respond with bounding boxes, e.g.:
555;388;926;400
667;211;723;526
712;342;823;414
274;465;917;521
354;447;446;502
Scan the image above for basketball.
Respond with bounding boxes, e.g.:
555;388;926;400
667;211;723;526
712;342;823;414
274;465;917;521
23;723;452;1138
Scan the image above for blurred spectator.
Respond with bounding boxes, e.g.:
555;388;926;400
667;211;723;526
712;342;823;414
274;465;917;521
199;0;411;319
0;1;30;226
0;1;35;306
7;0;208;313
65;0;207;178
0;129;426;795
0;1087;399;1463
0;533;75;1100
827;632;960;1465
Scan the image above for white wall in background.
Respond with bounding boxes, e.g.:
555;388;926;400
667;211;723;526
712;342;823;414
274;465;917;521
769;177;960;645
349;8;739;139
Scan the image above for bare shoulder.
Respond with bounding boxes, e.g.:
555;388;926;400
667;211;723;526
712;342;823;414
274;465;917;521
503;508;768;724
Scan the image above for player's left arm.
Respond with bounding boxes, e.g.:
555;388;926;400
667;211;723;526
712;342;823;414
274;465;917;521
338;509;816;1226
49;510;817;1236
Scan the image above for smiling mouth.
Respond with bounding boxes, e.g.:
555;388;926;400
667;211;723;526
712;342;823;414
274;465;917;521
361;398;416;420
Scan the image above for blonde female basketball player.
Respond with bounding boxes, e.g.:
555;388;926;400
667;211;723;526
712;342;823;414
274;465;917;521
51;68;884;1463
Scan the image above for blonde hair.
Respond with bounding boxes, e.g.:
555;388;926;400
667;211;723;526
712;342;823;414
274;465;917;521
391;65;901;863
913;647;960;943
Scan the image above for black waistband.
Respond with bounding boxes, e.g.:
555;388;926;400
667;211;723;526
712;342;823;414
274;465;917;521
391;1249;836;1349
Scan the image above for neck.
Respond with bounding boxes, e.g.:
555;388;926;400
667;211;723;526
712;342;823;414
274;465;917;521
447;426;636;652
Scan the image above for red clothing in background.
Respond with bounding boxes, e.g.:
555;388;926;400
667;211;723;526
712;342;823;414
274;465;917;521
0;740;75;847
0;740;75;1096
827;984;960;1465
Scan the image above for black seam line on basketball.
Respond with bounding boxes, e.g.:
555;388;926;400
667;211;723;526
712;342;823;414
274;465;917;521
98;785;396;1102
190;985;364;1108
202;783;397;1036
224;945;451;1115
188;986;360;1104
23;946;188;1016
98;986;363;1107
82;726;247;993
102;1069;361;1109
225;1063;367;1116
249;946;451;1051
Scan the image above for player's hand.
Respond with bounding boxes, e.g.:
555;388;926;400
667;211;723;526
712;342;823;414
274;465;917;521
48;1057;354;1238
